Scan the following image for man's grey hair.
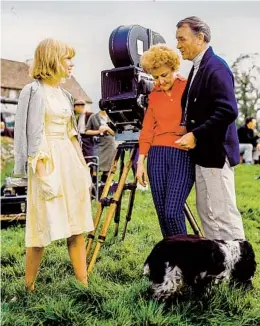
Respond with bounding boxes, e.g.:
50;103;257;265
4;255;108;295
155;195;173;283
176;16;211;43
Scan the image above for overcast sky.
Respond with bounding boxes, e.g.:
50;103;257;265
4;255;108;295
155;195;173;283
2;1;260;109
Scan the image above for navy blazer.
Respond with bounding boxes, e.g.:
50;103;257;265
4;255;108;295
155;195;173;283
181;47;240;168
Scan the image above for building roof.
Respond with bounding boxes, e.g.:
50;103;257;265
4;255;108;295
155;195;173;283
1;58;92;103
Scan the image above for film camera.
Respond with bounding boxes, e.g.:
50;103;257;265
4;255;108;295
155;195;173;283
99;25;165;141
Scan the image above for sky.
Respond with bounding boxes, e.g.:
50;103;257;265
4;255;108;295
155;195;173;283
1;1;260;110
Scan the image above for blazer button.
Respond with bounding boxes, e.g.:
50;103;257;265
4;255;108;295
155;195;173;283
191;120;196;124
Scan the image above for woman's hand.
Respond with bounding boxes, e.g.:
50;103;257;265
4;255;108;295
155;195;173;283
107;127;115;136
99;126;115;136
99;126;108;134
36;159;47;177
136;161;148;187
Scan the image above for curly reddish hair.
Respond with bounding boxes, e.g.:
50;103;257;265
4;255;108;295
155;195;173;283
140;44;180;73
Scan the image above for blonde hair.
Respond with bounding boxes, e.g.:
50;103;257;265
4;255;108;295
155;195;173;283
30;38;75;82
140;44;180;74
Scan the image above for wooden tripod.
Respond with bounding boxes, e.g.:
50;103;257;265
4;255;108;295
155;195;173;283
86;142;138;274
86;142;203;275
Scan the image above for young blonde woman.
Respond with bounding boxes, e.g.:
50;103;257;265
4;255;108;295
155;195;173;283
14;38;94;291
136;44;195;238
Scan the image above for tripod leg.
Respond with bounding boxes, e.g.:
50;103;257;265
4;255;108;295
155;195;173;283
122;148;138;239
184;203;204;237
122;180;137;240
86;148;121;259
87;148;136;275
114;196;122;237
114;150;125;237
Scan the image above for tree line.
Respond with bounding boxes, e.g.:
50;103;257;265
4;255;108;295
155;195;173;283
231;53;260;126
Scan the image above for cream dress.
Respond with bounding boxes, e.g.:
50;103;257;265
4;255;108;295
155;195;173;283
25;84;94;247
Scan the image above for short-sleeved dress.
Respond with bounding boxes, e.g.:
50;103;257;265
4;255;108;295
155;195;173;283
26;84;94;247
86;113;116;172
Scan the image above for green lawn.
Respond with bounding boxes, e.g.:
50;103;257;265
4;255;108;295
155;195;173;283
1;164;260;326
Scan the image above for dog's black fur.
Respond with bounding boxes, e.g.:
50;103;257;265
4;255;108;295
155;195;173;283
144;235;256;299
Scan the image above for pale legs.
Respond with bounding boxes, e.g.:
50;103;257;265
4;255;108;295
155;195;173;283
25;247;45;292
67;234;88;286
25;233;88;291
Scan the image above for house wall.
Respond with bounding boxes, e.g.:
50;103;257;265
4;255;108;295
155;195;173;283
1;87;21;99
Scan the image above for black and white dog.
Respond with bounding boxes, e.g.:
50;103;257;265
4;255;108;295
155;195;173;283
144;235;256;300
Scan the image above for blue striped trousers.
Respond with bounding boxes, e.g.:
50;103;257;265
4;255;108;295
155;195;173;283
147;146;195;237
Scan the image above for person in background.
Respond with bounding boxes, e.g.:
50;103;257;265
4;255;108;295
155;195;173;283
175;16;245;240
1;113;14;138
237;117;260;164
73;99;94;164
13;38;94;291
85;109;116;184
136;44;195;238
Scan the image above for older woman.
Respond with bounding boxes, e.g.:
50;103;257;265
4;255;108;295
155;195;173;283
85;109;116;184
14;38;94;291
136;44;195;238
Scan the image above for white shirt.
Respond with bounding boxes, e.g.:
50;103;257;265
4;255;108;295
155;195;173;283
190;45;209;88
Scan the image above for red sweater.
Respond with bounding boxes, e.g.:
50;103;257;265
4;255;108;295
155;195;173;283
139;76;187;155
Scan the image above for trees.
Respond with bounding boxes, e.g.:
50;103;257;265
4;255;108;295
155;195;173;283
231;53;260;124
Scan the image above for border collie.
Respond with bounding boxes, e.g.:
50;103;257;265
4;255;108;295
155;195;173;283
144;235;256;300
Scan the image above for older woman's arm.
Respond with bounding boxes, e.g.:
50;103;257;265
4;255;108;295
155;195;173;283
136;103;156;186
138;104;156;158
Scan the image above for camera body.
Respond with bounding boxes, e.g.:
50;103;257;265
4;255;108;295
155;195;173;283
100;25;165;141
99;65;154;134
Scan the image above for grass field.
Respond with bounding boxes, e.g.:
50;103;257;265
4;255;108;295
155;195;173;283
1;164;260;326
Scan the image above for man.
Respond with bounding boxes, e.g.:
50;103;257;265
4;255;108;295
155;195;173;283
237;117;260;164
73;99;94;162
175;16;245;240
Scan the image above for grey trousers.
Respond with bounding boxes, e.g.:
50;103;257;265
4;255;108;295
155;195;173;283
239;143;253;163
195;159;245;240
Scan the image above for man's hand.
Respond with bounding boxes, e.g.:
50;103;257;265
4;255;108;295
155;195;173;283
175;132;196;150
174;126;187;136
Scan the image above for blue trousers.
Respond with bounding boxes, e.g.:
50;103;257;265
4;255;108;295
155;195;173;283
147;146;195;237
